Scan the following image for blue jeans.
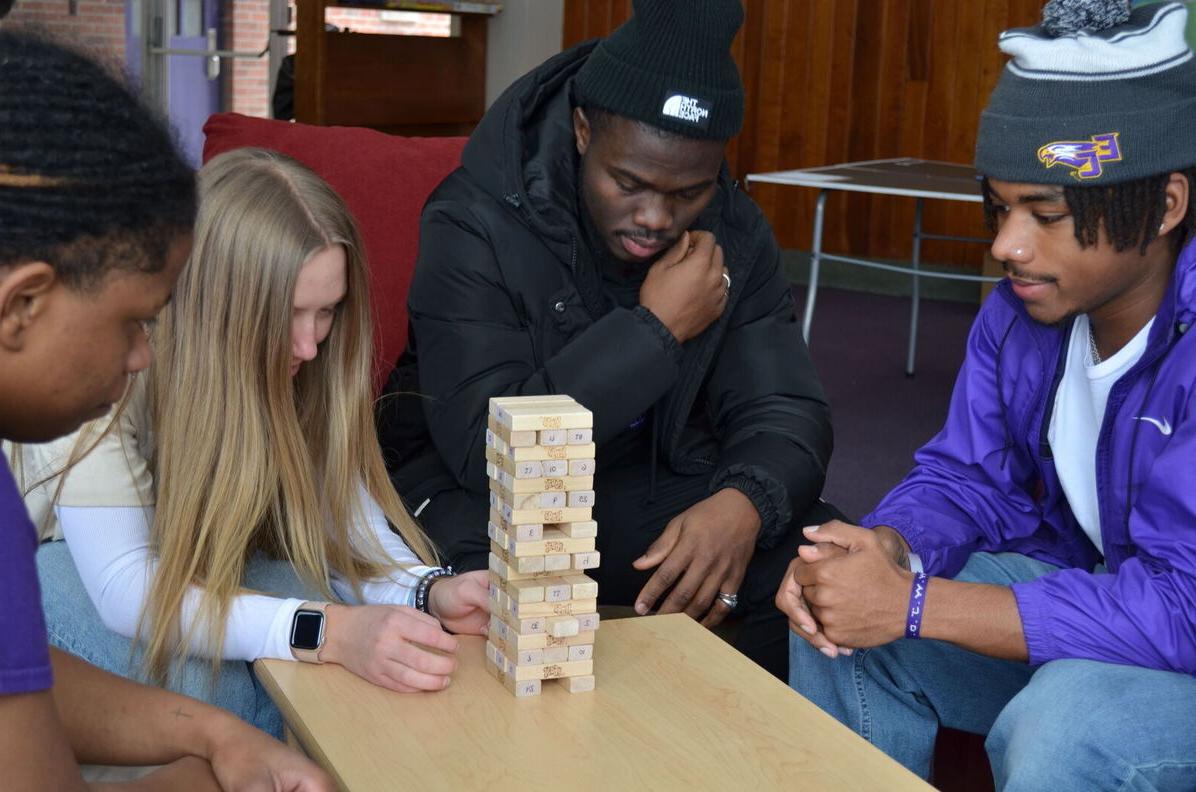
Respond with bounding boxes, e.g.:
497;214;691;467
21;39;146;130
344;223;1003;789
36;540;321;740
789;552;1196;791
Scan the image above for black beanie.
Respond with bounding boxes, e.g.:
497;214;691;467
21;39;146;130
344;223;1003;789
976;1;1196;185
573;0;745;141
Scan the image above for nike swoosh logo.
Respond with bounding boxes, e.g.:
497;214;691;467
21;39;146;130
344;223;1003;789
1134;416;1173;436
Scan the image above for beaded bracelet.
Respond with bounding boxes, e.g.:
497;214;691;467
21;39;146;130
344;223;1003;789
415;567;455;615
905;572;929;639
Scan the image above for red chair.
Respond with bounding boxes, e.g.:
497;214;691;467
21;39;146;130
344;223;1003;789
201;113;466;392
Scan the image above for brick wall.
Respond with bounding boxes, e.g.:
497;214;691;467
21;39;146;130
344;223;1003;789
227;0;269;116
0;0;125;64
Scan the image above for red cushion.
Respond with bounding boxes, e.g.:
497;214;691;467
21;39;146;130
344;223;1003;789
201;113;466;391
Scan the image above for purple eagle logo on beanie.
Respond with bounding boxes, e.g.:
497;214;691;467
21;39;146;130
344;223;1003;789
1036;132;1122;180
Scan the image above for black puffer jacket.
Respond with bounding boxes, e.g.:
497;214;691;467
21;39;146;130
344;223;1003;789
384;41;832;547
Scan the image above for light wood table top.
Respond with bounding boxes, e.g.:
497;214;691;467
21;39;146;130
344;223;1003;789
256;614;931;791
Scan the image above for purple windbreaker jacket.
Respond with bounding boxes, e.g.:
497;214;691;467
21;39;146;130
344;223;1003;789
863;239;1196;675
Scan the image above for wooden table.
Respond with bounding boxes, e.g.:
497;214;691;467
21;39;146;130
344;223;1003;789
256;614;931;791
747;158;998;376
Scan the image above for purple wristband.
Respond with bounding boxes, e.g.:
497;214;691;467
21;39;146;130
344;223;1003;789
905;572;929;639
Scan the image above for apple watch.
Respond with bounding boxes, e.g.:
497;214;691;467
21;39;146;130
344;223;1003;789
289;601;328;663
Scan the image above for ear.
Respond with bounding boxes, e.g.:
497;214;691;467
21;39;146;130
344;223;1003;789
0;261;58;352
1160;172;1190;236
573;106;592;157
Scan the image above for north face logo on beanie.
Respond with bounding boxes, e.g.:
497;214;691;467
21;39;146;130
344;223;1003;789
661;92;712;129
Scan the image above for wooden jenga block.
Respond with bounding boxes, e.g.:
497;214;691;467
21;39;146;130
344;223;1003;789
490;541;547;574
492;473;595;493
490;621;596;653
505;676;543;697
542;459;569;477
547;616;580;637
488;394;576;416
515;648;544;666
486;519;509;548
567;490;596;508
487;510;542;541
486;439;597;462
503;429;538;447
573;551;601;570
563;574;598;600
568;458;596;476
511;659;593;682
544;553;571;571
564;675;595;693
509;598;597;619
556;520;597;539
491;575;545;604
491;487;567;511
508;615;547;635
492;496;592;526
567;428;593;445
509;530;596;557
541;645;569;663
489;551;554;581
539;428;567;446
568;644;594;662
577;612;600;632
543;580;572;602
492;402;593;432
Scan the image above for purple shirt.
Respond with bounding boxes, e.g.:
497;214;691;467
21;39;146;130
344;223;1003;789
0;457;52;695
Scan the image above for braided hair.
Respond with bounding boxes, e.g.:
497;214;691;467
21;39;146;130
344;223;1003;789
0;31;196;290
982;169;1196;255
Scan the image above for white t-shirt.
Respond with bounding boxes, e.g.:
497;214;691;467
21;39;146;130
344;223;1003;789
8;375;437;662
1048;314;1154;555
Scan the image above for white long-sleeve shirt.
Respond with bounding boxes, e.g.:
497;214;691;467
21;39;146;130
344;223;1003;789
12;377;437;662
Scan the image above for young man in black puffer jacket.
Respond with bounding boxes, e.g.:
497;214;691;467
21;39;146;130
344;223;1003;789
380;0;839;679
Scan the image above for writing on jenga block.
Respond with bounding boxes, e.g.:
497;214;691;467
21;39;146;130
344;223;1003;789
484;395;598;697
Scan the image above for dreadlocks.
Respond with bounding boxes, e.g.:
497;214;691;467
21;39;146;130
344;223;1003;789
0;31;196;291
982;169;1196;255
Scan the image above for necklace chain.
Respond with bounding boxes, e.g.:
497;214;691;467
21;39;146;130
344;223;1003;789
1088;321;1102;365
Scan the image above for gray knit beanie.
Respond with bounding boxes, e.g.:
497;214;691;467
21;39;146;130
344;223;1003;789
573;0;745;140
976;0;1196;185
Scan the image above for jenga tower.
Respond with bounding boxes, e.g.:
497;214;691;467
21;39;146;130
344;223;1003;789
483;394;599;697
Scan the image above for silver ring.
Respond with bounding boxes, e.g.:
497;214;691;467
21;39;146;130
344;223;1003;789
721;271;732;292
716;592;739;610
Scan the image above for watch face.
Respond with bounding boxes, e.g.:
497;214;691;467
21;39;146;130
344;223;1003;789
291;610;324;651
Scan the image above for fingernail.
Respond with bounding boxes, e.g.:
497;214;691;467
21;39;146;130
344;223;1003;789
443;677;451;689
634;602;648;615
801;622;816;634
803;525;819;533
841;648;854;656
819;647;837;659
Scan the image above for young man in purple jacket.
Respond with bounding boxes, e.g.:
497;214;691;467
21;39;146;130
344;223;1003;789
781;2;1196;789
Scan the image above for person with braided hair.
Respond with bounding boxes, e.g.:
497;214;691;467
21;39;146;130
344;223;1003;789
0;30;334;791
781;3;1196;789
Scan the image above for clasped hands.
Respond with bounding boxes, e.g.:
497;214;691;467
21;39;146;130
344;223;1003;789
775;520;915;658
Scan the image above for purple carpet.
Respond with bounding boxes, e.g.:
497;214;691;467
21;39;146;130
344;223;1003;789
794;286;981;522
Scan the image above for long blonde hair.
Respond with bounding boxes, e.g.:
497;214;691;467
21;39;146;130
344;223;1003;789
143;147;437;681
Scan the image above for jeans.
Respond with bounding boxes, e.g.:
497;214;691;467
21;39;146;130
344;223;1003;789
789;552;1196;791
36;540;321;740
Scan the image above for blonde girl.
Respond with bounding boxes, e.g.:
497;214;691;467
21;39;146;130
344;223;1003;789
19;148;489;737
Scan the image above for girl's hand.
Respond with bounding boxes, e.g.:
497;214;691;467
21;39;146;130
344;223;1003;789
427;570;490;635
321;603;459;692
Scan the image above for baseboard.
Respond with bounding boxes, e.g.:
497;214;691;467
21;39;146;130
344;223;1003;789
781;250;985;304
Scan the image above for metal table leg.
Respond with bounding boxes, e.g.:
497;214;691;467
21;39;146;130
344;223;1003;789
906;198;924;377
802;189;828;344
